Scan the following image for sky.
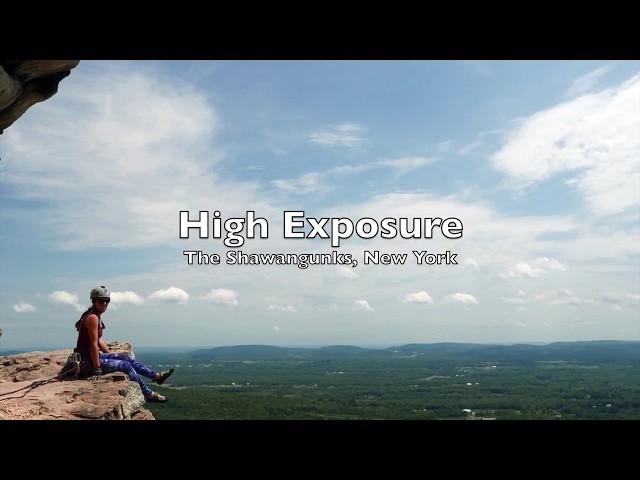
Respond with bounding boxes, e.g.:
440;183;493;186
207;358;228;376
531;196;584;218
1;60;639;349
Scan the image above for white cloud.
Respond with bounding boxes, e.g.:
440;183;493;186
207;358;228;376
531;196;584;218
267;304;296;312
601;293;622;307
600;292;640;309
465;258;479;268
492;74;640;216
501;263;545;279
400;291;433;304
49;291;79;305
565;66;612;98
548;289;593;307
309;123;365;147
272;172;324;194
110;291;145;305
548;297;582;307
320;191;626;323
375;156;436;172
149;287;189;304
457;129;505;156
48;291;84;311
13;303;37;313
501;289;528;305
534;257;566;272
273;325;281;332
353;299;373;312
501;297;526;304
1;62;278;250
337;266;359;279
458;139;483;155
501;258;566;278
204;288;238;306
330;192;579;259
272;156;435;193
49;290;84;312
447;293;479;304
437;140;452;152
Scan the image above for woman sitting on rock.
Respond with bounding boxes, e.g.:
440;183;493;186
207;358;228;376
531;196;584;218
74;286;173;403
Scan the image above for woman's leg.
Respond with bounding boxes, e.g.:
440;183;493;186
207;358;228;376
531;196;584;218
99;357;154;398
100;352;157;380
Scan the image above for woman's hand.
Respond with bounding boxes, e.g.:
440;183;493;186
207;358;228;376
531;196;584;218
98;338;111;353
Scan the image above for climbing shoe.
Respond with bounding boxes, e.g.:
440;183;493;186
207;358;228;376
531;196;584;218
146;391;167;403
155;368;174;385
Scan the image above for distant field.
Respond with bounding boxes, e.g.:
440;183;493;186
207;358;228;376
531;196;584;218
140;342;640;420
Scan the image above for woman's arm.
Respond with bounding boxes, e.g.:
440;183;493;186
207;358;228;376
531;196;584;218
85;314;101;369
98;337;111;353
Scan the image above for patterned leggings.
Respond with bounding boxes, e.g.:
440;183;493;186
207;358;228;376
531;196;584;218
99;351;156;398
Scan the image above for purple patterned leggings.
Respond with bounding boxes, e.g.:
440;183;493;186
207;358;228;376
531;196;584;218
99;351;156;398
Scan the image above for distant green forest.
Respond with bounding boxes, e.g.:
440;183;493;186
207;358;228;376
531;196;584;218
136;341;640;420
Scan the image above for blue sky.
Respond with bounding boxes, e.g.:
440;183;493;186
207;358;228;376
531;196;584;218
1;60;639;349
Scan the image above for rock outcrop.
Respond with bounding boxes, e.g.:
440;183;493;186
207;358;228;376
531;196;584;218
0;60;80;134
0;341;154;420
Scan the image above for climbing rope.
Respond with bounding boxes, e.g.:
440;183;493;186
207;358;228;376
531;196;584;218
0;376;63;401
0;353;83;402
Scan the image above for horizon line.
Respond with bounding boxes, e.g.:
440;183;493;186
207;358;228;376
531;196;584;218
2;338;639;354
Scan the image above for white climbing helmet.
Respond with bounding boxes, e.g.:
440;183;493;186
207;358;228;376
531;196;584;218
90;285;110;301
